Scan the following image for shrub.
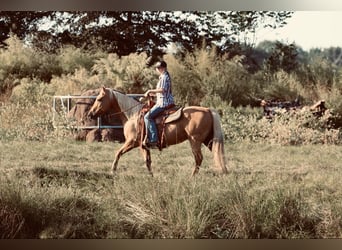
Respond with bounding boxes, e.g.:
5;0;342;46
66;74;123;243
0;78;55;141
0;35;62;88
201;55;254;107
164;52;204;105
92;52;155;93
49;68;103;96
219;102;341;145
57;45;103;74
262;70;305;102
313;83;342;129
166;47;255;106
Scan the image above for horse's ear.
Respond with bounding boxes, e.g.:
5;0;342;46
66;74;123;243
99;86;106;96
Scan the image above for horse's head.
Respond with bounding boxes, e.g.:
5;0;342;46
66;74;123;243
88;87;113;119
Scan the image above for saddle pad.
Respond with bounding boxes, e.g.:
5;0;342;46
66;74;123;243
164;107;183;123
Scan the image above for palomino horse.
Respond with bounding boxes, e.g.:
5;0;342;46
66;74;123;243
88;87;228;176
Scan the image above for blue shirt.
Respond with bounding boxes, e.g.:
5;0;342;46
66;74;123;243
156;71;174;108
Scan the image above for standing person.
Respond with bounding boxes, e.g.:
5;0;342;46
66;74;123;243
143;60;175;149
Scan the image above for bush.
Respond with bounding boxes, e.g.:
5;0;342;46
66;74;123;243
166;47;255;106
92;52;155;93
219;103;341;145
49;68;103;96
0;78;55;141
57;45;103;74
0;35;62;89
262;70;305;102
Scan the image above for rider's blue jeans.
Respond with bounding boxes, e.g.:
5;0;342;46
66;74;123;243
144;105;165;143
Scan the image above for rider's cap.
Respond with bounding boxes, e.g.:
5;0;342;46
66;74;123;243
155;60;167;68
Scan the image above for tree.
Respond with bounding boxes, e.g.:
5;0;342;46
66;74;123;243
0;11;293;57
0;11;52;47
264;42;299;73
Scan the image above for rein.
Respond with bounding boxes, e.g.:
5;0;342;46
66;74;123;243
105;102;143;118
106;89;143;118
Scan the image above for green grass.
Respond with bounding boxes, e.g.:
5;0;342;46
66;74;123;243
0;139;342;238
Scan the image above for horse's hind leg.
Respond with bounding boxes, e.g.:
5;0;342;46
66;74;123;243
141;148;153;176
189;140;203;176
111;139;136;174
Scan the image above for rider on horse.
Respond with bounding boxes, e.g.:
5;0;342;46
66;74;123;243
143;60;175;149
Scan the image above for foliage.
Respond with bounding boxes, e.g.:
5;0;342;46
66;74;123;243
265;42;299;73
56;45;103;74
166;46;216;105
167;46;255;106
296;54;339;88
0;11;292;56
0;78;54;141
0;11;50;46
0;35;103;92
92;52;155;93
0;35;60;90
262;70;305;101
0;40;341;144
220;103;341;145
48;68;102;96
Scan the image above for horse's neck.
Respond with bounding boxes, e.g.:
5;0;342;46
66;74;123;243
111;90;142;122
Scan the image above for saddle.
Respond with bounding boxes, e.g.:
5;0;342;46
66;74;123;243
155;105;183;124
138;103;183;150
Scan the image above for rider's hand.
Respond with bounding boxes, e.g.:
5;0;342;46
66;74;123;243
144;90;150;97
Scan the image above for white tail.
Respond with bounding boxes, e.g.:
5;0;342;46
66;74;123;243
210;109;228;174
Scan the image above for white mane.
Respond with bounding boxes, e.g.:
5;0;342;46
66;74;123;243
111;90;143;120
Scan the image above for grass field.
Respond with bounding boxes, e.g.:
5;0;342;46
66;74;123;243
1;139;342;238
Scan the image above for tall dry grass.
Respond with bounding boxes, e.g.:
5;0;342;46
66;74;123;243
1;140;342;238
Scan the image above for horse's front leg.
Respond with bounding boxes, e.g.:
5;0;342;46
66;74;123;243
140;147;153;176
111;139;137;174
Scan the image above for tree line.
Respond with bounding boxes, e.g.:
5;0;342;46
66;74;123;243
1;11;341;78
0;11;291;56
1;11;342;110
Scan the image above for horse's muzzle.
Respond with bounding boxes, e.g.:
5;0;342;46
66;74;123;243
87;111;96;120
